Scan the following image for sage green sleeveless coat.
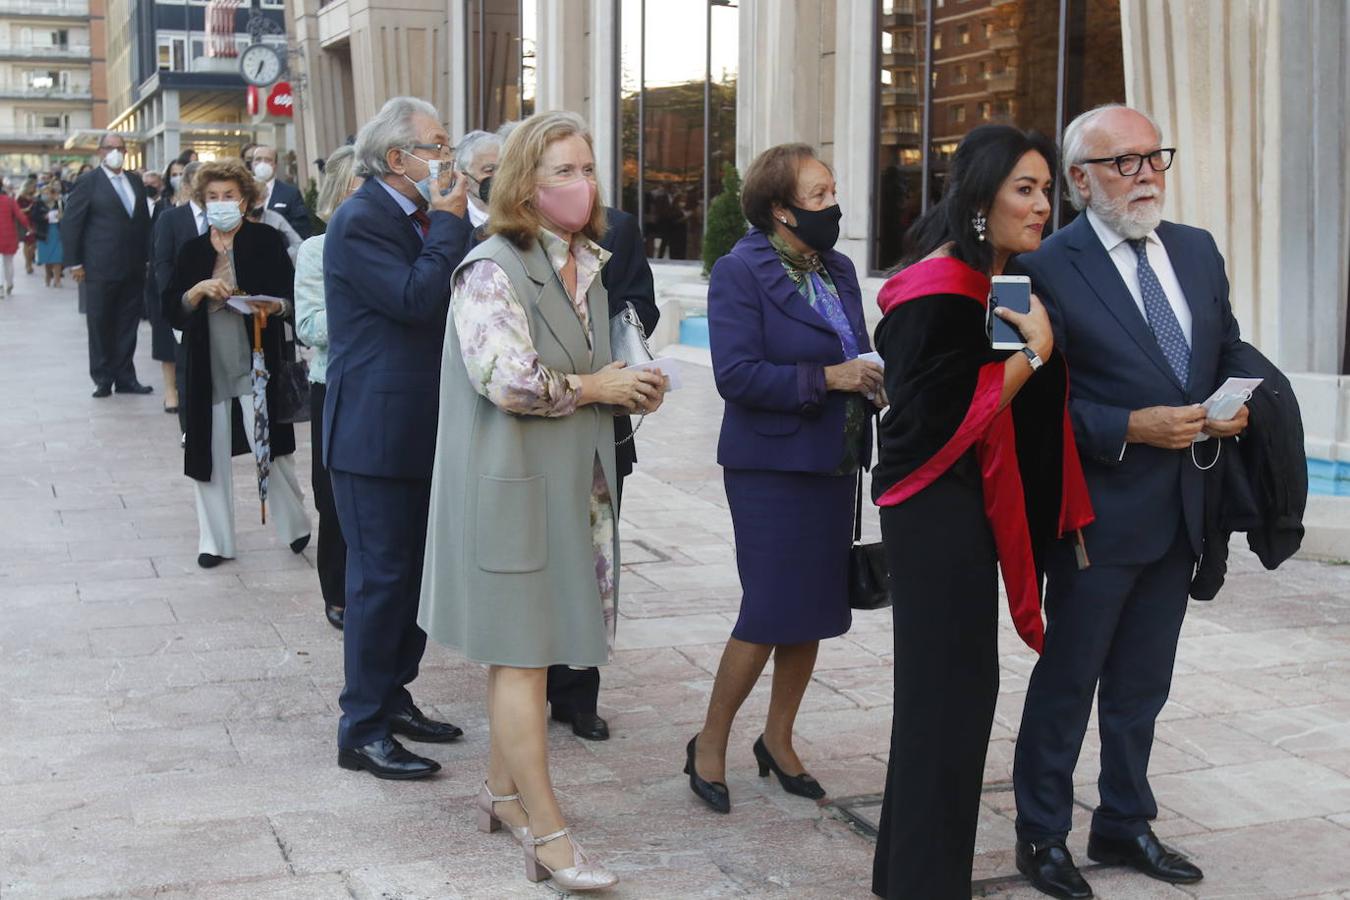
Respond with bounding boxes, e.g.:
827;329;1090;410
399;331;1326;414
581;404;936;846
417;234;620;668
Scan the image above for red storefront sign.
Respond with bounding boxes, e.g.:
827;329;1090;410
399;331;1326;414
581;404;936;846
267;82;294;118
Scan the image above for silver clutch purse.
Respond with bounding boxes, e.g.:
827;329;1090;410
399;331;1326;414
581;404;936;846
609;301;655;367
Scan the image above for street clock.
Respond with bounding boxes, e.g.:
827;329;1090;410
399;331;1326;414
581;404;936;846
239;43;284;87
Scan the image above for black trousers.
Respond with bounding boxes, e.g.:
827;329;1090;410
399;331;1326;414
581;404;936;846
873;468;999;900
1013;519;1193;843
330;469;430;749
85;276;145;389
309;383;347;610
545;466;626;717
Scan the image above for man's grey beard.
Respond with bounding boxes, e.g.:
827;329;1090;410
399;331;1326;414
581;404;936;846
1086;171;1164;240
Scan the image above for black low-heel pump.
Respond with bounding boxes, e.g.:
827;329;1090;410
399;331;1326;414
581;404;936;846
684;735;730;813
753;735;826;800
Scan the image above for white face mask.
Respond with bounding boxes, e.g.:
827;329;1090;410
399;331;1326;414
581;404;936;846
206;200;243;232
103;148;124;170
402;152;441;205
252;161;275;182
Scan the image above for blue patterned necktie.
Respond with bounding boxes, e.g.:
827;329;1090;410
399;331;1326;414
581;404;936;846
1130;238;1189;385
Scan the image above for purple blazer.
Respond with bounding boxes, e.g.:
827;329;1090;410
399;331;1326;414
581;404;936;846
708;229;874;474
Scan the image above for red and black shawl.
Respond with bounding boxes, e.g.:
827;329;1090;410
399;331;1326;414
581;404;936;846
870;257;1094;653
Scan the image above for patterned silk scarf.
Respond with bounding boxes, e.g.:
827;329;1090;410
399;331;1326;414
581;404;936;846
769;232;859;359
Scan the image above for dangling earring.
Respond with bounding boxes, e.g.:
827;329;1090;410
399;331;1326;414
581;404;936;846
972;211;987;242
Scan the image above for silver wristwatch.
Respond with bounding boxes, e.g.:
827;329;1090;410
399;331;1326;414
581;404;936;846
1020;346;1044;372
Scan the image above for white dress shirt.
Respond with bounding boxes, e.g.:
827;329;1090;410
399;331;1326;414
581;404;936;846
467;195;489;228
1085;207;1192;346
260;178;275;210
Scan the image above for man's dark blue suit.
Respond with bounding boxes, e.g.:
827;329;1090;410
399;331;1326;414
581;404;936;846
1012;211;1245;843
322;178;472;750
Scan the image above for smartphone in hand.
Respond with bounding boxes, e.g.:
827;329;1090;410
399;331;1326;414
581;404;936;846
989;274;1032;350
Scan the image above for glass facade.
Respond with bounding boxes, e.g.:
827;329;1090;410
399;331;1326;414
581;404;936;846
618;0;737;261
465;0;535;132
872;0;1125;272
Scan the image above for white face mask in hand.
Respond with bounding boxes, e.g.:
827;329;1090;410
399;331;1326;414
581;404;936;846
403;152;441;205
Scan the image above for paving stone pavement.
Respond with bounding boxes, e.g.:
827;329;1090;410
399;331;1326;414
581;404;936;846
2;266;1349;900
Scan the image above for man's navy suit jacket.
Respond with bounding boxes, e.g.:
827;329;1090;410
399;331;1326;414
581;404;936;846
1016;212;1245;566
321;178;473;480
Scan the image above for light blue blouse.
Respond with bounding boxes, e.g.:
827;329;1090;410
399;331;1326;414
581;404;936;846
293;234;328;383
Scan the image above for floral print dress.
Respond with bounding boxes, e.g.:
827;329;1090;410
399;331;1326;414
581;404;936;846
451;229;618;656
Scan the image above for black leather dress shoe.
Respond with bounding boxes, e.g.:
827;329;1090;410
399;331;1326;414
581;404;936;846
1087;830;1202;884
551;708;610;741
290;533;311;554
324;605;344;630
684;734;730;814
753;735;825;800
337;737;440;780
115;381;153;394
1016;839;1093;899
197;553;227;569
92;384;112;398
389;704;463;743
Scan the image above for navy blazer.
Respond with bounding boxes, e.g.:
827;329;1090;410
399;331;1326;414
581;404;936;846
1016;213;1245;566
267;179;312;240
60;166;152;280
321;179;473;480
709;229;874;474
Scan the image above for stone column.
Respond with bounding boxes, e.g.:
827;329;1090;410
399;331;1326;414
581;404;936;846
832;0;877;276
736;0;827;171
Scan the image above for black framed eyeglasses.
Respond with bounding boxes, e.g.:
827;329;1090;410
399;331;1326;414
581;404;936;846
1081;148;1176;177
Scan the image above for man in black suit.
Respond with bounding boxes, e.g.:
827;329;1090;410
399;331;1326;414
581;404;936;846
250;145;312;239
62;132;154;398
152;161;205;433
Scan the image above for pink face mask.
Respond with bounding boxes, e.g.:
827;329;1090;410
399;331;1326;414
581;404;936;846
535;177;595;233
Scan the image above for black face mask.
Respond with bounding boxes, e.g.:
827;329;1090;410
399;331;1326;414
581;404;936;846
145;186;161;200
786;203;842;253
477;174;493;204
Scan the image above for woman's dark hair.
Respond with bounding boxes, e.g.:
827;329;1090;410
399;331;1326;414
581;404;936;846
162;158;183;200
898;125;1056;274
740;143;822;233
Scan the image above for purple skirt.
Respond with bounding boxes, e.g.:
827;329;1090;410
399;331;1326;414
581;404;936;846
724;468;854;644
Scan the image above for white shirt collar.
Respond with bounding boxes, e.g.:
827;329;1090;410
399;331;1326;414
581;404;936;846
467;197;489;228
377;178;419;216
1085;206;1160;254
101;164;125;179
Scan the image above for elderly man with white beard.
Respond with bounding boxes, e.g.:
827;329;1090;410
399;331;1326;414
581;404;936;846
1009;104;1249;900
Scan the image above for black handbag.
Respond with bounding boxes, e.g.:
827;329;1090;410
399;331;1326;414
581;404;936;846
848;471;891;610
276;339;311;425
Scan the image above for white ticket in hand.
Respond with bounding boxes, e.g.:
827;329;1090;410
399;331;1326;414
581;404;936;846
858;351;884;370
224;295;285;315
627;357;683;391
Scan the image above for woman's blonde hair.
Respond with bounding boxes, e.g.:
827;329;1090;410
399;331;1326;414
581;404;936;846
488;110;606;249
316;145;360;222
191;158;260;209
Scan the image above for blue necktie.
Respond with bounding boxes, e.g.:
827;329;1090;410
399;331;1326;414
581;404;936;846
1130;238;1189;385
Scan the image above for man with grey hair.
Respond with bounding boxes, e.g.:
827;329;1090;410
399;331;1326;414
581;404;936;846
1011;104;1250;897
249;144;312;239
323;96;472;780
453;129;500;230
61;131;153;397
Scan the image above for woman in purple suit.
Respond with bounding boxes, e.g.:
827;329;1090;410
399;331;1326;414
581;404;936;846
685;144;884;813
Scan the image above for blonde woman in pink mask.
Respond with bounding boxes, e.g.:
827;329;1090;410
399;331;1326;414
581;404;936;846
418;111;668;892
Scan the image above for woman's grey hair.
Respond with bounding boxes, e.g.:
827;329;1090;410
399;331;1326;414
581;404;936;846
316;145;360;222
1060;103;1163;210
454;130;501;174
354;96;439;178
496;120;520;142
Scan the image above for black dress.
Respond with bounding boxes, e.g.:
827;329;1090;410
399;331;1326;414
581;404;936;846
867;257;1093;898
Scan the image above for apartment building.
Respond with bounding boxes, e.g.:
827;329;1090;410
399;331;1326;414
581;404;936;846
0;0;106;175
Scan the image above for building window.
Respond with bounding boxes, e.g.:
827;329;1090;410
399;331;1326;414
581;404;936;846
871;0;1126;272
618;0;739;262
466;0;536;133
158;36;186;71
